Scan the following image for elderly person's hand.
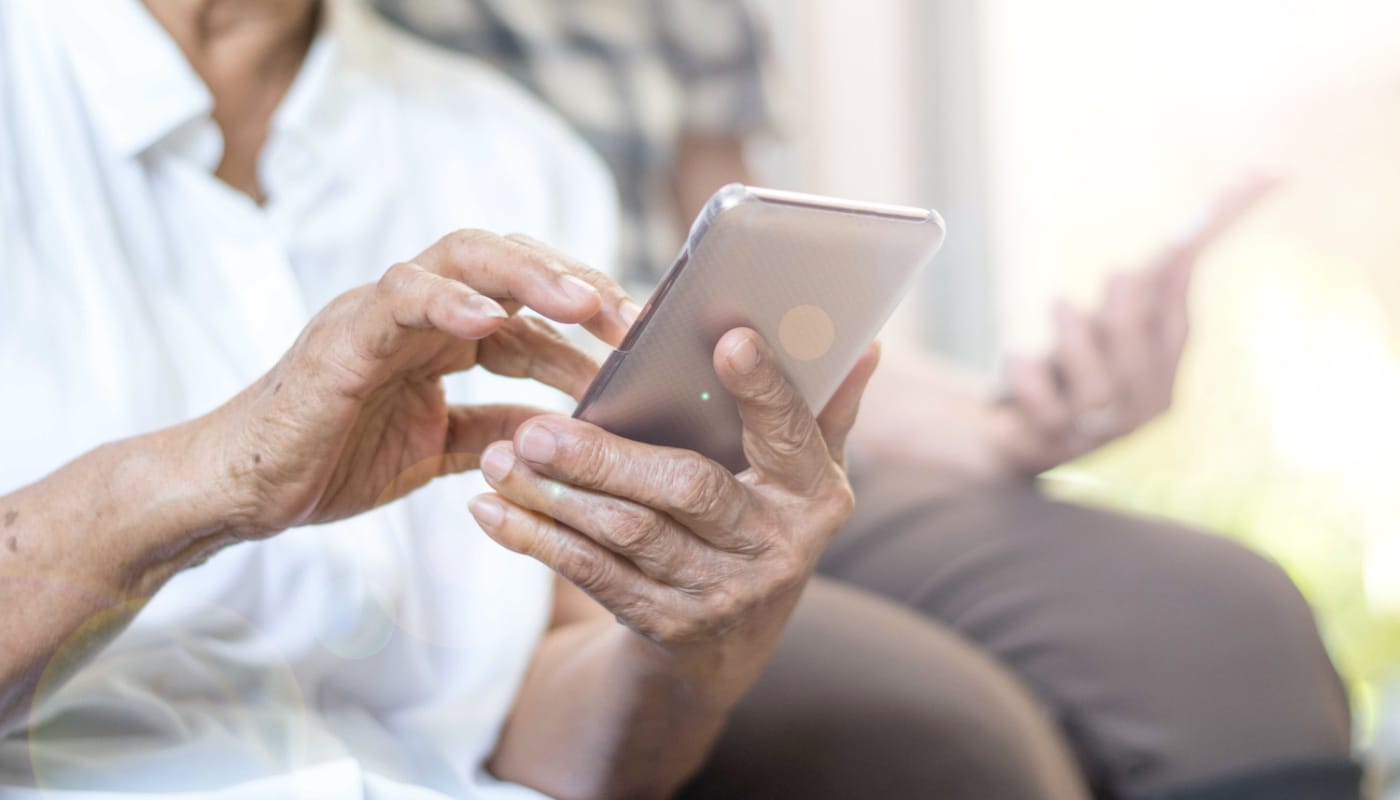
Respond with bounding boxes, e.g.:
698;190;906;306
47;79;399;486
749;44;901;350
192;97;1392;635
0;229;639;734
469;330;879;797
473;330;877;657
207;230;638;539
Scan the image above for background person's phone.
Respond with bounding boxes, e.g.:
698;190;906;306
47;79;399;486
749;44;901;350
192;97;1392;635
573;184;946;472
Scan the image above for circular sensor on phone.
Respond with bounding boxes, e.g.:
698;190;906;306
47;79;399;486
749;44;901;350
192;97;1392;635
779;305;835;361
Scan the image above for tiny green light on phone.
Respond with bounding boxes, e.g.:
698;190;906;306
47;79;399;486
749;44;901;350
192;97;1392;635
700;391;711;402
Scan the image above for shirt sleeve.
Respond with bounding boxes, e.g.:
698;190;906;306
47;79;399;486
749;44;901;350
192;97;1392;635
654;0;773;138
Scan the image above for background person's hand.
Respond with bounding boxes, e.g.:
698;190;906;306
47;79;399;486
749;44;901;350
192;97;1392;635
470;330;879;658
989;175;1277;475
851;176;1276;486
204;230;640;539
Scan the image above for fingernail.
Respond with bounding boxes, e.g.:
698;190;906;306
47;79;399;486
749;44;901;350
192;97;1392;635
468;294;509;319
469;495;505;528
560;275;601;305
481;444;514;481
518;424;558;464
726;337;760;375
620;300;643;327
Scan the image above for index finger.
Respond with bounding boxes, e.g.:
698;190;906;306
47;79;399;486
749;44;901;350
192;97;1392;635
506;233;643;346
1152;173;1280;294
414;229;641;346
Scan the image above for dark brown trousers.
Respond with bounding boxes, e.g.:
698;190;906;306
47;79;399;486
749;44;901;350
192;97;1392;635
682;474;1357;800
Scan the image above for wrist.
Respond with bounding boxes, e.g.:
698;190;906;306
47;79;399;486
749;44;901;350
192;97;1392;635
112;420;245;596
618;590;800;709
176;404;265;538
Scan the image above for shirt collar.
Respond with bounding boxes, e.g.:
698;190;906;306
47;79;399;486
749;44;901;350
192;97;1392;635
50;0;352;166
259;1;362;201
50;0;213;159
268;2;349;150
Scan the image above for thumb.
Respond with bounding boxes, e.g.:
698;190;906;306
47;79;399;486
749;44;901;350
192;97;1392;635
372;405;555;508
445;405;557;471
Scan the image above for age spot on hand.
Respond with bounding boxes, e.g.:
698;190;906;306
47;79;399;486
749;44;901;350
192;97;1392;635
5;536;16;553
3;510;16;528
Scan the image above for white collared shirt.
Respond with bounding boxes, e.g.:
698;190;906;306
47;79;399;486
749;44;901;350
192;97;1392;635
0;0;617;797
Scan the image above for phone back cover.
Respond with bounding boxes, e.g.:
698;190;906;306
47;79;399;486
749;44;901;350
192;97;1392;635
575;185;945;472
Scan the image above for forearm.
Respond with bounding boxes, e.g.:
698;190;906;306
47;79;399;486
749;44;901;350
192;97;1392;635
491;611;789;800
846;346;1009;486
0;419;239;733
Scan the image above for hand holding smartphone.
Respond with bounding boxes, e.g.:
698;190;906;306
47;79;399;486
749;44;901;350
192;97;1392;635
574;185;946;472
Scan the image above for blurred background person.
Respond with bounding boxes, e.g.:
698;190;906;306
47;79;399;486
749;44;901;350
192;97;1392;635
373;0;1378;797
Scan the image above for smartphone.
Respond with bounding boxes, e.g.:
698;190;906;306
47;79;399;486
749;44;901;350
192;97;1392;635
573;184;946;472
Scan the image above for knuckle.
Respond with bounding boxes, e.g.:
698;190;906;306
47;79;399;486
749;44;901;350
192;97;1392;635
748;371;792;407
705;585;750;625
442;228;497;261
504;232;549;256
377;261;422;297
680;592;741;641
507;234;601;283
306;288;361;341
445;227;495;249
605;508;663;553
569;438;618;488
823;477;857;522
568;263;612;290
615;603;662;640
758;409;815;460
764;541;810;592
500;233;552;262
651;614;700;645
558;542;609;595
669;458;726;519
780;411;817;451
518;314;565;342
